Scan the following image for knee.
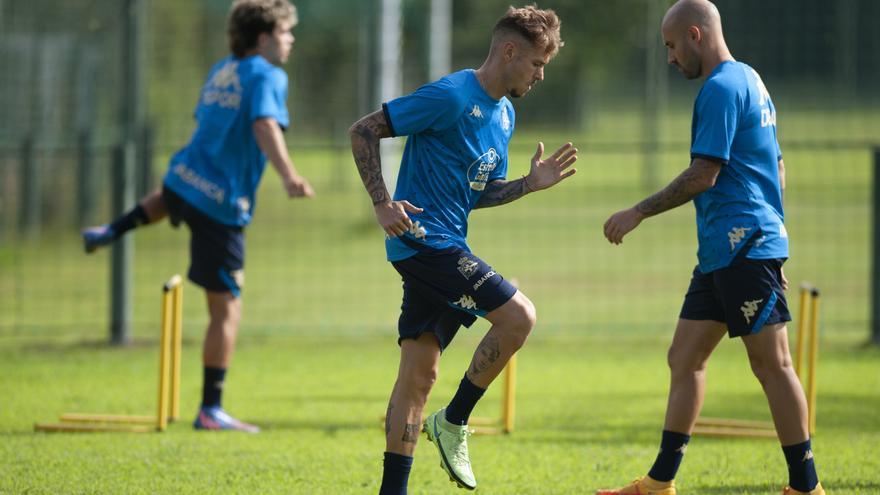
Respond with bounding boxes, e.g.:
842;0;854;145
400;366;438;402
509;296;536;346
667;345;709;377
748;352;790;384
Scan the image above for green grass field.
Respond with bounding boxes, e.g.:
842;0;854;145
2;107;879;493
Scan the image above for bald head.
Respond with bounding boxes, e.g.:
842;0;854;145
662;0;722;34
661;0;731;79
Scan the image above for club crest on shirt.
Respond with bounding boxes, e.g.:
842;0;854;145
457;256;479;279
466;148;499;191
501;106;510;132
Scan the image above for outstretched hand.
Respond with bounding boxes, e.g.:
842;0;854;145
525;142;578;191
374;200;424;237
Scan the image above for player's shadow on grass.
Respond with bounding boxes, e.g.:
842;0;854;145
253;417;374;434
694;481;880;493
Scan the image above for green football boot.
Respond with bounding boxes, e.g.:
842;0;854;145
423;408;476;490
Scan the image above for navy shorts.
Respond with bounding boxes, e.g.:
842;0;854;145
162;186;245;296
391;242;517;351
679;258;791;338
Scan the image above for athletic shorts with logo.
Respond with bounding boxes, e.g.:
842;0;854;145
391;240;517;351
680;258;791;337
162;186;245;296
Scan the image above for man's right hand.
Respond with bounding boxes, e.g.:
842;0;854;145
374;200;423;237
283;175;315;198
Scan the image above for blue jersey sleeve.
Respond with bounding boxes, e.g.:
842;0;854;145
691;80;741;164
250;69;289;129
383;79;467;137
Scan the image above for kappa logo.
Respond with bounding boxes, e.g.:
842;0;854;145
472;271;496;291
453;294;478;310
457;257;479;279
676;443;688;454
237;197;251;213
501;105;510;131
741;298;763;324
230;269;245;289
203;61;243;109
728;226;752;251
469;104;483;119
408;220;427;240
802;450;814;462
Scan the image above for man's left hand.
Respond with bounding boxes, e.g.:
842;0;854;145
525;142;578;191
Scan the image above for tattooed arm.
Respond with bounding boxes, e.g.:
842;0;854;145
474;178;531;209
475;141;578;209
349;110;423;236
603;157;721;244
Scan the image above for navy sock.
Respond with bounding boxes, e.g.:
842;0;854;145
379;452;413;495
109;204;150;238
782;439;819;492
648;430;691;482
444;374;486;426
201;367;226;408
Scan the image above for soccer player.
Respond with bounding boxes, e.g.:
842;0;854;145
81;0;313;432
350;6;575;493
597;1;822;494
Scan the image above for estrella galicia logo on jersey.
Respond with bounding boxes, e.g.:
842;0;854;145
469;104;483;119
453;294;478;310
501;106;510;132
457;256;479;279
466;148;499;191
728;226;752;251
740;298;763;324
203;61;242;109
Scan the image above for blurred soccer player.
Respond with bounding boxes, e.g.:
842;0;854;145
81;0;313;432
350;6;576;493
598;1;822;494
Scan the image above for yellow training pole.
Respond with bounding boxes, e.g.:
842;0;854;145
795;285;810;379
501;353;517;433
170;279;183;421
807;289;820;435
156;288;172;431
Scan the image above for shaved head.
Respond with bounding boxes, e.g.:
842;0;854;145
662;0;722;34
661;0;731;79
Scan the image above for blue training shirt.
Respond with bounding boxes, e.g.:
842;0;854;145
163;54;289;226
690;61;788;273
383;69;515;261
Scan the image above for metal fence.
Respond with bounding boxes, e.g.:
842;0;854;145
1;0;878;340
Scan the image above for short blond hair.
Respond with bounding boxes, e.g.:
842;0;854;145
493;5;564;57
228;0;298;57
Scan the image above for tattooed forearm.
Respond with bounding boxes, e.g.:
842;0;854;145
402;423;420;444
469;335;501;376
474;178;530;209
350;110;394;205
635;159;720;217
385;403;393;436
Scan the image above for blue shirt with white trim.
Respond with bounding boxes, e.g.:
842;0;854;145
690;61;788;273
383;69;515;261
163;54;289;226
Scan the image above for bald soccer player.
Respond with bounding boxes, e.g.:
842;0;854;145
597;1;823;494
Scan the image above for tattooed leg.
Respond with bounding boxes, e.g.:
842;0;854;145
385;333;441;456
466;291;536;388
